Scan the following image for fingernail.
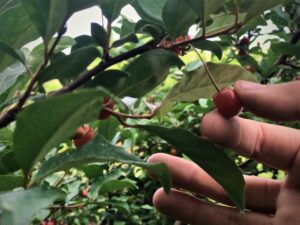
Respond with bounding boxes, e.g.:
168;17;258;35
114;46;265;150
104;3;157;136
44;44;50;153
237;81;265;91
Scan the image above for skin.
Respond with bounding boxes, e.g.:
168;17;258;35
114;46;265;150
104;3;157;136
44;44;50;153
148;80;300;225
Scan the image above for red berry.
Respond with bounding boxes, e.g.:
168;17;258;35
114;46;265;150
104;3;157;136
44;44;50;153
238;49;247;56
213;88;242;118
41;221;48;225
240;37;250;46
73;125;95;148
47;219;57;225
169;149;177;156
99;96;114;120
81;188;89;198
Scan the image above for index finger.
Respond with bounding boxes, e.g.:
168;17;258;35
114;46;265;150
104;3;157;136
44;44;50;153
202;111;300;172
234;80;300;121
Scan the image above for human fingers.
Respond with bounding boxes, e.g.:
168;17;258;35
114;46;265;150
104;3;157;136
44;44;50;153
202;111;300;171
153;188;272;225
148;153;281;214
234;80;300;121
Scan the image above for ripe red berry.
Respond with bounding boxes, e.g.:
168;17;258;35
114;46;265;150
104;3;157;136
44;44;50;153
169;149;177;156
47;219;57;225
240;37;250;46
238;49;247;56
41;221;48;225
99;96;114;120
81;188;89;198
73;125;95;148
213;88;242;118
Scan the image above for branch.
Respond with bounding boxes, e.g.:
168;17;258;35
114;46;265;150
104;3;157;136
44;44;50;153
0;24;66;128
0;11;243;128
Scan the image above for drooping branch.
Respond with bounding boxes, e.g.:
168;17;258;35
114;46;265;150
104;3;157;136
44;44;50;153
0;12;244;129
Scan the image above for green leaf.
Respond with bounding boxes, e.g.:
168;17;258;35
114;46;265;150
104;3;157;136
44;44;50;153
33;135;171;194
0;128;13;144
193;40;223;59
91;23;108;48
162;0;197;39
0;63;28;107
120;49;184;97
0;186;65;225
67;0;99;16
38;46;100;84
0;62;26;96
14;89;107;175
1;151;21;173
271;42;300;59
120;18;136;38
0;0;19;14
0;41;26;66
85;70;129;95
136;0;167;22
98;116;120;142
140;125;245;210
135;20;165;42
185;0;226;18
0;175;24;192
21;0;68;43
159;63;257;117
0;4;39;71
90;175;136;199
100;0;134;22
112;34;139;48
244;0;286;23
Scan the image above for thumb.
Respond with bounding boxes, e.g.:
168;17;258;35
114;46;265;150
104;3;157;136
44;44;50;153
234;80;300;121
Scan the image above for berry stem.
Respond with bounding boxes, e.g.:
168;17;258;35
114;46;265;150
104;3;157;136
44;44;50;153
192;46;221;92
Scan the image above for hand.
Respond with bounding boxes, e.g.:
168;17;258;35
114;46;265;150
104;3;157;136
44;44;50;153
148;80;300;225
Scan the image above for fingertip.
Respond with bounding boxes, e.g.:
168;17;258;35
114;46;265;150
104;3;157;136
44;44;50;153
152;188;167;210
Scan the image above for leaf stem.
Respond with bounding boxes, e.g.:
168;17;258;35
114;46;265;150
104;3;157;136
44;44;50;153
192;46;221;92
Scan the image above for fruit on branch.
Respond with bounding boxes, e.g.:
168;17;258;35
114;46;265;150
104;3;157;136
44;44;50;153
173;34;191;56
213;88;242;118
47;219;57;225
238;49;247;56
169;149;177;156
72;125;95;148
240;37;250;46
99;96;114;120
81;188;89;198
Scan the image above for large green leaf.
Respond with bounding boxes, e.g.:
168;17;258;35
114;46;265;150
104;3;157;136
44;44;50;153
14;89;107;175
38;46;100;84
0;41;26;66
120;49;184;97
85;70;128;95
98;116;120;142
136;0;167;22
21;0;68;43
0;186;65;225
244;0;286;23
0;0;19;14
67;0;99;16
162;0;197;39
159;63;257;117
0;175;24;192
271;42;300;59
0;63;28;106
0;4;39;71
100;0;134;22
32;135;171;194
140;125;245;210
185;0;226;18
